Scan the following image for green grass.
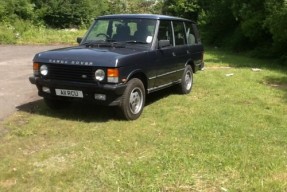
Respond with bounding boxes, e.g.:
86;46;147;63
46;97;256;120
0;48;287;191
16;28;86;45
0;23;86;45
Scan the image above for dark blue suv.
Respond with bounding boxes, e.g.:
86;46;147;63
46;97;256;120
29;14;204;120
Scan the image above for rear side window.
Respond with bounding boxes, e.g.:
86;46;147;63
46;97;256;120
192;24;201;44
173;21;187;46
158;20;174;46
185;23;199;45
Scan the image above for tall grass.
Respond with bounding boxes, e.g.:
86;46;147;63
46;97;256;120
0;21;86;45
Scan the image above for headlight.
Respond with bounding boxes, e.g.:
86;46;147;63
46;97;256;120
95;69;105;81
40;65;48;76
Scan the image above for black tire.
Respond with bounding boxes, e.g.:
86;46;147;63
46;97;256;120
120;78;145;120
178;65;193;94
44;98;70;110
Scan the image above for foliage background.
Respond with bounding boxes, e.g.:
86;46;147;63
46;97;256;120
0;0;286;63
162;0;287;63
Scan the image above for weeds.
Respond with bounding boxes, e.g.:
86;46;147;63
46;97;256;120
0;21;85;45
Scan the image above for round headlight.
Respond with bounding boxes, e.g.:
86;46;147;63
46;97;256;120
95;69;105;81
40;65;48;76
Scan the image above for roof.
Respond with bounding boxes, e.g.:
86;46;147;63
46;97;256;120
97;14;194;23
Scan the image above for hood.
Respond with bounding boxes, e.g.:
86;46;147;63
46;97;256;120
33;46;145;67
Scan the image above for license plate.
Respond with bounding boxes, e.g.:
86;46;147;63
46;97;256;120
55;89;83;98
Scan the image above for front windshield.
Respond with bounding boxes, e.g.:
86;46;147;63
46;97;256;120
83;18;157;46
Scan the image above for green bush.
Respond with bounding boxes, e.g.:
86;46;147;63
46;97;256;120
0;0;34;22
0;19;85;45
0;22;17;44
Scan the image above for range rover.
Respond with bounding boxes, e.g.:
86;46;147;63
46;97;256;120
29;14;204;120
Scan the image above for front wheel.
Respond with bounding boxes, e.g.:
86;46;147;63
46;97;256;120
178;65;193;94
120;78;145;120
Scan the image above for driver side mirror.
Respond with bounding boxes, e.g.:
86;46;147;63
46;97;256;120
77;37;83;44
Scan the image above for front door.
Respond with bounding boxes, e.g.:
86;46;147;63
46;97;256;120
154;20;178;88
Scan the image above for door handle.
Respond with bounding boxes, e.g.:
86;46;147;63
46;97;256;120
172;52;176;57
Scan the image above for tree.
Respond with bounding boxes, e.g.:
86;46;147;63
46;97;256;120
104;0;160;15
162;0;200;21
162;0;287;62
32;0;108;28
0;0;34;22
264;0;287;60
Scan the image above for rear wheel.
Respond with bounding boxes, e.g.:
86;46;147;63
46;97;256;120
178;65;193;94
120;78;145;120
44;98;70;110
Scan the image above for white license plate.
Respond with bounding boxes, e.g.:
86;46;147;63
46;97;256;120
55;89;83;98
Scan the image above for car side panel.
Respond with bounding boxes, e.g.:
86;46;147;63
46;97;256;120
153;47;180;87
188;44;204;71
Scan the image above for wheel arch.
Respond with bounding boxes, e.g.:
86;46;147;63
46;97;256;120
126;70;148;91
185;59;195;73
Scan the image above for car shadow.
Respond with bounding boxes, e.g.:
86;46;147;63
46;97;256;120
146;86;177;106
16;99;120;123
17;87;178;122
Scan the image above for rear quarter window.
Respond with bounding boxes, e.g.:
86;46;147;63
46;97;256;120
185;23;201;45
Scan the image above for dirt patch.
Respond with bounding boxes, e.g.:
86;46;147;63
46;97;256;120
205;66;232;70
268;83;287;90
272;172;287;183
0;179;17;188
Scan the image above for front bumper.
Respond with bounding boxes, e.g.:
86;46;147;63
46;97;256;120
29;76;127;106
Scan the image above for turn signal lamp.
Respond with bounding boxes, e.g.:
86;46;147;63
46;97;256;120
33;62;39;75
107;68;119;83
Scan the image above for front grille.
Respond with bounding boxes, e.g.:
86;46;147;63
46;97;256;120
43;64;96;83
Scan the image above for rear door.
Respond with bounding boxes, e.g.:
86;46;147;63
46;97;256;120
172;21;190;77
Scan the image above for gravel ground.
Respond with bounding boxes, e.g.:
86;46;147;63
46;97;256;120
0;45;64;121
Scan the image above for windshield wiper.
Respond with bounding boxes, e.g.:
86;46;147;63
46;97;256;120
82;40;125;48
111;42;126;48
125;40;148;44
82;40;106;46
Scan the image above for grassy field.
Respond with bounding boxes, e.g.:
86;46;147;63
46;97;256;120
0;23;86;45
0;48;286;191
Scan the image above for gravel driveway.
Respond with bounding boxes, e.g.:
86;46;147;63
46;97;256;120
0;45;64;121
